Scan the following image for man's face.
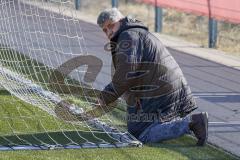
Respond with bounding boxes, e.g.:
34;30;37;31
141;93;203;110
102;20;120;40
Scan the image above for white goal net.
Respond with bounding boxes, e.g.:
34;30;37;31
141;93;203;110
0;0;141;150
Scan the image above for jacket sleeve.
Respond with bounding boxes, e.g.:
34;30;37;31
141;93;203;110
100;31;142;105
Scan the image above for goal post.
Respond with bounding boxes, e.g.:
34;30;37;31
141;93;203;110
0;0;142;150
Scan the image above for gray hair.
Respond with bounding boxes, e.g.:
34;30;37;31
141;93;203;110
97;8;124;28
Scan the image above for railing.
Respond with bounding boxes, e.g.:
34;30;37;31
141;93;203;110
138;0;240;48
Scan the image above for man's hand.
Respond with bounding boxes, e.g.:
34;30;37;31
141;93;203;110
55;100;93;122
98;98;106;107
55;98;115;122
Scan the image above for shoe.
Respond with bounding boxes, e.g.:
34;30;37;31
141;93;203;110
189;112;208;146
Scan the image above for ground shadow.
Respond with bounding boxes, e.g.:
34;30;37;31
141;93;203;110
195;92;240;103
0;90;10;95
0;131;118;150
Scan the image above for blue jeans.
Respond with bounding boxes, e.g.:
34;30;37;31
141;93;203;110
138;116;191;143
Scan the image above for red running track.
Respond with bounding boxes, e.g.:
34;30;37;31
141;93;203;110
138;0;240;24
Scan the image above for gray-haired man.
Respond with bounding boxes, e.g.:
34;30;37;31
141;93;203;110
89;8;208;146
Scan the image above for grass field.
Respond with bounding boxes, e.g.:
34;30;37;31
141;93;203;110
0;90;238;160
0;49;239;159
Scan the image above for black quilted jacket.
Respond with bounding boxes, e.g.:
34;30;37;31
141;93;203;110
100;17;197;138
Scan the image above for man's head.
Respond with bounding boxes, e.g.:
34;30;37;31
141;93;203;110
97;8;124;39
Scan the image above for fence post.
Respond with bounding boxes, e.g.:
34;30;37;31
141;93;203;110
112;0;118;8
75;0;81;10
155;6;163;32
208;18;218;48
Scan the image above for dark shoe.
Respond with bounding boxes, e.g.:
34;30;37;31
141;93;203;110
189;112;208;146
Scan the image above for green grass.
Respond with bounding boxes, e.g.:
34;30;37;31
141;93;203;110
0;90;238;160
0;93;238;160
0;141;238;160
0;49;239;159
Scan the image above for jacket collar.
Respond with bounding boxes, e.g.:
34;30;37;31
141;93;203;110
110;16;148;42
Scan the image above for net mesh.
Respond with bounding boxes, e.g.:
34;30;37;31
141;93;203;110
0;0;141;150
